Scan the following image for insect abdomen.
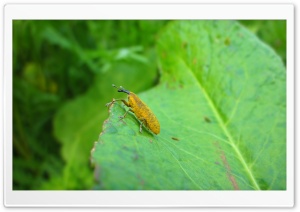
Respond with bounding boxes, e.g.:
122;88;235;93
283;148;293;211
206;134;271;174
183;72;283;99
128;93;160;134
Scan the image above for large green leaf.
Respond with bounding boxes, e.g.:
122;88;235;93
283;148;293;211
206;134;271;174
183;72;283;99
92;20;286;190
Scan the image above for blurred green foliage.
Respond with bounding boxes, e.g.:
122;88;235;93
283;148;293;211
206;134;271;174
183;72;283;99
13;20;286;190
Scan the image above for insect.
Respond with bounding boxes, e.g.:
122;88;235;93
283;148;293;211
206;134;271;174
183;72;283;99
106;84;160;135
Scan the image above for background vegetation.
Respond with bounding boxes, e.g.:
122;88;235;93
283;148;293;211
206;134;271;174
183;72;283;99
13;20;286;190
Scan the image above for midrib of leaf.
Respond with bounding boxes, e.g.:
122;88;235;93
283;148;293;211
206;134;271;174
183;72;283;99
180;58;261;190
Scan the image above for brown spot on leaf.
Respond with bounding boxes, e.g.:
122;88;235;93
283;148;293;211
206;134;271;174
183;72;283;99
224;37;231;46
171;137;180;141
204;116;211;123
214;141;239;190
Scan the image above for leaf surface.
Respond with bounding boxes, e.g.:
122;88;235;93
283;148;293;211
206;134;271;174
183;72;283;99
92;21;286;190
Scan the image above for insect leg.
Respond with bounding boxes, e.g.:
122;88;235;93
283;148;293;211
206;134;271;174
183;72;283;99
105;99;130;107
139;118;146;133
105;98;117;107
119;108;133;120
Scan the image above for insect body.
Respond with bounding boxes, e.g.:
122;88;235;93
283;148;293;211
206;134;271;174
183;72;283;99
106;84;160;135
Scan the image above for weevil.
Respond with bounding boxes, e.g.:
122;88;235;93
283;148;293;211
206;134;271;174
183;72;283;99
106;84;160;135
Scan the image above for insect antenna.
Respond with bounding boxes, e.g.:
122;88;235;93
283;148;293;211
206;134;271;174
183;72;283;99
112;84;130;94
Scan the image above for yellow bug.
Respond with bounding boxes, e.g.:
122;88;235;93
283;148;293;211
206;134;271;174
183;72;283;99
106;84;160;135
